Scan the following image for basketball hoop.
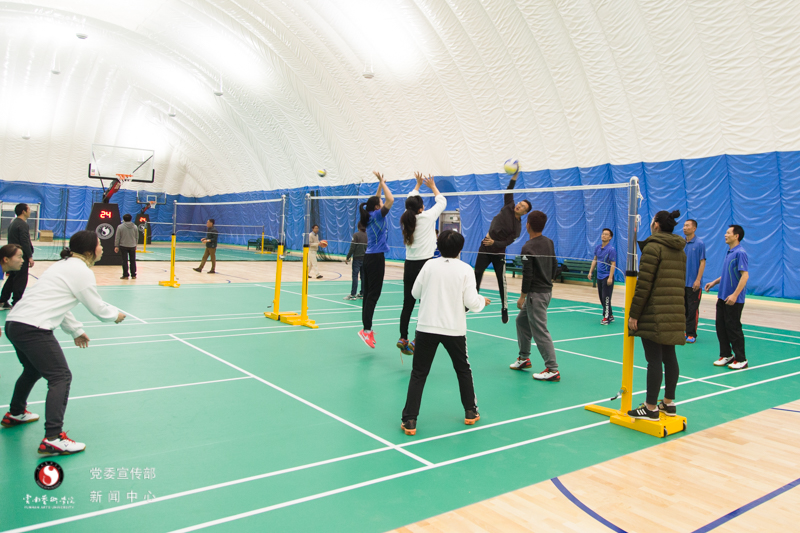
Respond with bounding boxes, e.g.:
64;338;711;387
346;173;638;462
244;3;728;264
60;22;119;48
116;174;133;182
148;200;156;210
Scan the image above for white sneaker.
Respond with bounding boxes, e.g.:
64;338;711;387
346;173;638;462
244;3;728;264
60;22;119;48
509;358;531;370
728;360;749;370
343;295;357;300
39;432;86;455
714;355;735;366
532;369;561;381
1;410;40;427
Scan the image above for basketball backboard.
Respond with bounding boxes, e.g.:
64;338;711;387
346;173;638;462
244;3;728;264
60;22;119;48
136;190;167;206
88;144;155;183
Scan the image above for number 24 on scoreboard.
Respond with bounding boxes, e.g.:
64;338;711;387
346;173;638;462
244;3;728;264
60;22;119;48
99;210;113;219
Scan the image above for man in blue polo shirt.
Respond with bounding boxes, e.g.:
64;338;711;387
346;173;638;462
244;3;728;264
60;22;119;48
683;219;706;343
589;228;616;325
704;225;749;370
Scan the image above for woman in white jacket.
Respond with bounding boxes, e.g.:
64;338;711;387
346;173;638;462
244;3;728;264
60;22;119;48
397;173;447;355
1;231;126;455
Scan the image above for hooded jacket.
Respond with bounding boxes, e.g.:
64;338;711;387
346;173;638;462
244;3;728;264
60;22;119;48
629;232;687;345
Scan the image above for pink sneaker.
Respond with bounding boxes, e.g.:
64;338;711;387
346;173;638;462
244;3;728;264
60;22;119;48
358;330;375;349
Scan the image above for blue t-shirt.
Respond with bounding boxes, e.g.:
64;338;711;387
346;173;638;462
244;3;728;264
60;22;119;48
718;244;748;304
684;237;706;287
594;243;616;280
366;208;390;254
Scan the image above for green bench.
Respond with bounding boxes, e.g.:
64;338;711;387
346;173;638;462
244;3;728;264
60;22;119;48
560;259;596;287
248;237;279;252
506;256;597;287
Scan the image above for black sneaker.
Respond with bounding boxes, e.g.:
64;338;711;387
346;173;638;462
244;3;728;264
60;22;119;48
401;419;416;436
193;268;202;272
627;403;659;420
120;276;129;280
465;409;480;425
0;302;13;310
658;400;677;417
501;308;509;324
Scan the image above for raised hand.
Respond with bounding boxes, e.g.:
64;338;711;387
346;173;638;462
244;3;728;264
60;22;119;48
372;171;385;182
422;176;436;190
414;171;424;187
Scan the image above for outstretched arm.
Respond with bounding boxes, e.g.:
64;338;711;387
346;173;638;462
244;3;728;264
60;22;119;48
504;170;519;206
373;171;394;210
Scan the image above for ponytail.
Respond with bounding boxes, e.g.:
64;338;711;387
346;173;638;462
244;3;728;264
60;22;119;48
60;247;73;260
400;195;424;246
359;196;381;228
654;209;681;234
62;230;100;261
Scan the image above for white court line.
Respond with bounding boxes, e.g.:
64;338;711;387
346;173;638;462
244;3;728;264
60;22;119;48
468;330;738;392
0;377;252;409
6;344;800;530
1;447;394;533
677;369;800;405
699;323;800;340
117;308;147;324
169;335;433;467
167;421;611;533
698;328;800;347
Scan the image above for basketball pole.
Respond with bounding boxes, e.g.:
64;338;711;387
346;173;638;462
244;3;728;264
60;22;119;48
279;193;317;329
159;200;180;288
585;177;686;438
266;195;298;322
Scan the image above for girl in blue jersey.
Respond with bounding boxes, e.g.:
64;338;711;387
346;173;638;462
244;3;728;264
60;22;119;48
358;171;394;348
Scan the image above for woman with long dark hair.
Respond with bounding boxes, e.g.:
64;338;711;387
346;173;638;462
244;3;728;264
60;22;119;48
358;171;394;348
1;231;126;455
397;172;446;355
628;210;686;420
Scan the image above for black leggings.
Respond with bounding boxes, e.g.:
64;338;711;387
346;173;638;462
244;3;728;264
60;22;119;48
361;253;385;330
400;258;430;340
474;251;508;309
6;321;72;439
641;337;679;406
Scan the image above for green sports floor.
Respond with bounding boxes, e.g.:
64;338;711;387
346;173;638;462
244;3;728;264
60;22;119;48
1;280;799;532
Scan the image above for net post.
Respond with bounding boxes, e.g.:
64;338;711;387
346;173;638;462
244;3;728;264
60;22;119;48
159;201;180;287
585;177;685;437
279;193;317;328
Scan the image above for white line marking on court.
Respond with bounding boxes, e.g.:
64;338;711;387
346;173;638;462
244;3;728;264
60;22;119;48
169;335;433;467
0;377;253;409
166;421;610;533
676;369;800;405
116;308;147;324
698;328;800;347
0;447;394;533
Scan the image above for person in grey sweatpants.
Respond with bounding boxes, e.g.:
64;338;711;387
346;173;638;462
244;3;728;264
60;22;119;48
510;210;560;381
114;214;139;279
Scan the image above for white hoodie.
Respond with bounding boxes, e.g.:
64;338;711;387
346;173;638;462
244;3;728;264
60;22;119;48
412;256;486;336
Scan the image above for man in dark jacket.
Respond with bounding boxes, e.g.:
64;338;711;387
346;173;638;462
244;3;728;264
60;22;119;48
0;204;34;309
510;211;560;381
474;171;532;324
193;219;219;274
344;223;367;300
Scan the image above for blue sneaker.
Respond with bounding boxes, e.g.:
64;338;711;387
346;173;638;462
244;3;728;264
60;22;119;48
686;335;696;344
396;338;413;356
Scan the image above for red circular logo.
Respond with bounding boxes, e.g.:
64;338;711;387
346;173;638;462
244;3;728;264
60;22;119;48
34;462;64;490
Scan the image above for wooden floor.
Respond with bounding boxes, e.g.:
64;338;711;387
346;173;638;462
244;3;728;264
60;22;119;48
24;257;800;533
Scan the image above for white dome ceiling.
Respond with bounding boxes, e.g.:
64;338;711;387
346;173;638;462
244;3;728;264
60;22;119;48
2;0;800;196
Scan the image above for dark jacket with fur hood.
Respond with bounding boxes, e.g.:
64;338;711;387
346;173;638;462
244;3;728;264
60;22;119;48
629;232;687;345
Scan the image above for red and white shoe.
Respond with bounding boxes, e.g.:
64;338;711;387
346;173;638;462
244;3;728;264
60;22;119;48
728;360;749;370
358;330;375;349
38;432;86;455
1;410;40;427
533;369;561;381
509;358;532;370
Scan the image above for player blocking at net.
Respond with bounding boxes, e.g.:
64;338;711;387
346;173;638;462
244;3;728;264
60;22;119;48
474;170;532;324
